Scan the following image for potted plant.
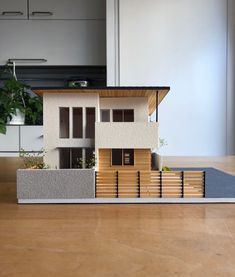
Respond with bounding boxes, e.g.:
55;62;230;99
19;148;49;169
0;65;43;134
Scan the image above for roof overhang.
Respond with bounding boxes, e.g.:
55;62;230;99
33;86;170;115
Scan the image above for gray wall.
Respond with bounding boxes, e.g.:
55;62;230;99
107;0;231;156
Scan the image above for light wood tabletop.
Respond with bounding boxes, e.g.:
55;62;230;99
1;156;235;276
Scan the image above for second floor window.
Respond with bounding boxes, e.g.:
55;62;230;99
101;109;110;122
59;107;69;138
113;109;134;122
86;108;95;138
73;108;83;138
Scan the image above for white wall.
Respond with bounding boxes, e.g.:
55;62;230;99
111;0;228;156
227;0;235;154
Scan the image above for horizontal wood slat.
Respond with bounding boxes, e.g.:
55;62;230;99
96;171;205;198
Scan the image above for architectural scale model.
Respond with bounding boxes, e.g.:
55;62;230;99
17;87;206;203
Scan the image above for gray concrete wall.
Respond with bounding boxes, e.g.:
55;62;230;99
17;169;95;200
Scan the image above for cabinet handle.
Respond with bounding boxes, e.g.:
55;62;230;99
31;11;53;16
2;11;23;16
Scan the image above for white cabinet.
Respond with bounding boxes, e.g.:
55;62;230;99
0;126;19;152
0;126;43;156
0;0;27;20
20;126;43;152
0;20;106;65
29;0;106;20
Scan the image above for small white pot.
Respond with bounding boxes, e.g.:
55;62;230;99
9;109;25;125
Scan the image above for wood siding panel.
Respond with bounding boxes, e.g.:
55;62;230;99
98;149;151;171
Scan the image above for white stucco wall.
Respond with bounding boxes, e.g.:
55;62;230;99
108;0;228;156
43;93;99;168
99;97;148;122
95;122;158;149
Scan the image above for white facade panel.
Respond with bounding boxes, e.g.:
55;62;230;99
95;122;158;149
44;93;99;168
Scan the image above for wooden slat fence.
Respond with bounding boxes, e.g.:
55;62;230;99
96;171;205;198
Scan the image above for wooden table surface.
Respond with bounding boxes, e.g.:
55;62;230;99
1;156;235;277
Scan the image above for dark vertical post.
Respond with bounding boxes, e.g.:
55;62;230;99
160;171;162;198
181;171;184;198
156;91;159;122
203;171;206;198
138;171;141;198
95;171;97;198
116;171;119;198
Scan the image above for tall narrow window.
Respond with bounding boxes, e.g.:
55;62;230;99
73;108;83;138
59;107;69;138
112;149;122;165
101;109;110;122
123;149;134;165
86;108;95;138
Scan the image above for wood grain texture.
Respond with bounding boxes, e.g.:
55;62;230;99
1;156;235;276
98;149;151;171
96;170;204;198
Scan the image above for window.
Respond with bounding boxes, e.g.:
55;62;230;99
71;148;83;168
73;108;83;138
59;107;69;138
112;149;122;165
124;110;134;122
113;110;123;122
113;109;134;122
59;148;70;169
59;148;94;169
101;109;110;122
86;108;95;138
111;149;134;166
123;149;134;165
85;148;95;168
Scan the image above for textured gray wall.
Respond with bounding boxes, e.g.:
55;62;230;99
17;169;95;199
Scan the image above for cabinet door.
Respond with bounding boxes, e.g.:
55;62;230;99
20;126;43;152
0;126;19;152
0;20;106;65
29;0;106;20
0;0;27;20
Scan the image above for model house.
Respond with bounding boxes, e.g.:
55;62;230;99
1;1;235;275
35;87;169;171
15;86;204;201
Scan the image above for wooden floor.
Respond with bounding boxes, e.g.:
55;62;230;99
1;156;235;276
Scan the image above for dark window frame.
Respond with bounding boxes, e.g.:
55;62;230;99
59;107;70;139
112;109;134;122
72;107;83;138
111;149;135;166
